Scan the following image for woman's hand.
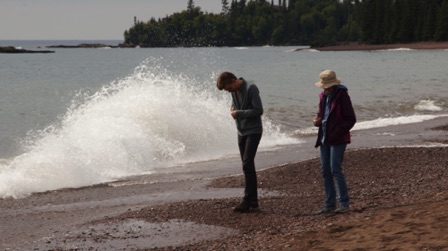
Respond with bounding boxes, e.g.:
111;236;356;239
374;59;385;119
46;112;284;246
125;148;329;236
313;117;321;126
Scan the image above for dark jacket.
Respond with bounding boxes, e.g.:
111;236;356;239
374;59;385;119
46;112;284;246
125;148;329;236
314;85;356;147
231;78;263;136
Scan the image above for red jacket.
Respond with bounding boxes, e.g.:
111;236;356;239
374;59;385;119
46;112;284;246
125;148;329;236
314;85;356;147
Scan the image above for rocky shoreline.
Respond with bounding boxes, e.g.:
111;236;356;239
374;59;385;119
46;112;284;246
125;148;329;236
3;41;448;53
1;117;447;250
41;41;448;50
0;46;54;54
45;43;121;48
0;43;128;53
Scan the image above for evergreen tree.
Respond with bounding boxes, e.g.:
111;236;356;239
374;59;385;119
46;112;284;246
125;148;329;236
187;0;195;12
421;0;438;40
222;0;230;14
435;0;448;40
396;0;417;42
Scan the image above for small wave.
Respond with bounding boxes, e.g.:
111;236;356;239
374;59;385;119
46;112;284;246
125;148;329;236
354;114;448;130
294;127;317;136
296;48;319;52
285;47;310;52
414;100;443;111
376;48;414;52
234;47;249;50
294;114;448;136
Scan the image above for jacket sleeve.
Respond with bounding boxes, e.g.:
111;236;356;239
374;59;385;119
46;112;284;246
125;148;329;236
236;85;264;119
315;93;323;127
336;91;356;135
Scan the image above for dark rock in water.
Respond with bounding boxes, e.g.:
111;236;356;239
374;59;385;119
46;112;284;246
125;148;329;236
0;46;55;54
46;43;138;48
46;43;116;48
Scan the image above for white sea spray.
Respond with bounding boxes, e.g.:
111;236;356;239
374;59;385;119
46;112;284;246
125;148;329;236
0;59;297;198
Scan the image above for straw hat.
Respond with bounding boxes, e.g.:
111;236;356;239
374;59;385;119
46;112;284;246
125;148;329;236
315;70;341;89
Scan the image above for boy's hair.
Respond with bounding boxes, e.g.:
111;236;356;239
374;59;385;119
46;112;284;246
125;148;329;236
216;71;237;90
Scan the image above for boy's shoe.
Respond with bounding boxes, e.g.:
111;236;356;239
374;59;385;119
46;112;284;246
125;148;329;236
233;201;259;212
335;206;350;213
314;207;336;215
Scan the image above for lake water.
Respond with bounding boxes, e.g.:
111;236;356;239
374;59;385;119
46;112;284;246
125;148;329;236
1;41;447;198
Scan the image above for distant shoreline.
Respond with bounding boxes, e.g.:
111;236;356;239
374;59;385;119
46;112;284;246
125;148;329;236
3;41;448;52
312;41;448;51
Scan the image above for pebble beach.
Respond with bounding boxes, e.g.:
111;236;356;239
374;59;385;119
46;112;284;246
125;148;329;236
1;115;447;250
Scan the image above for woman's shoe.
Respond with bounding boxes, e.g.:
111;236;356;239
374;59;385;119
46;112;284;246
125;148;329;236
335;206;349;213
314;207;336;215
233;201;259;212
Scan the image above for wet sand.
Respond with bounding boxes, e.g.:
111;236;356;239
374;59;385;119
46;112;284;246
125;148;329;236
1;116;448;250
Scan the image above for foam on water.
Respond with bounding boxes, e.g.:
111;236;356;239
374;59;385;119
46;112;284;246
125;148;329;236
295;114;448;136
352;114;448;130
0;59;297;198
376;48;415;52
414;100;444;111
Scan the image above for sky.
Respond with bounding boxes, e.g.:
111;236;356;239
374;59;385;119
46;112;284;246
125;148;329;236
0;0;222;40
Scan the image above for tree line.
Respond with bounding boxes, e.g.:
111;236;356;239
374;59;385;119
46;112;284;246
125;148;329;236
123;0;448;47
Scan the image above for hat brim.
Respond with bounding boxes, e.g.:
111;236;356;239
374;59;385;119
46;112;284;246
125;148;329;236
315;80;341;89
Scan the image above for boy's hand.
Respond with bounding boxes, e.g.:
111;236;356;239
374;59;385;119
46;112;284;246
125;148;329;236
231;110;238;119
230;107;237;119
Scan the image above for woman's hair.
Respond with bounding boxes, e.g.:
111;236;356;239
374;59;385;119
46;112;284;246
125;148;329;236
216;71;237;90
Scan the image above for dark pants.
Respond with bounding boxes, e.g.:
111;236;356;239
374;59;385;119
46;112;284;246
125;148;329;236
238;133;262;204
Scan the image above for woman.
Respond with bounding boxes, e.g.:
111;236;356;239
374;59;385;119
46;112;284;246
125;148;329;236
313;70;356;214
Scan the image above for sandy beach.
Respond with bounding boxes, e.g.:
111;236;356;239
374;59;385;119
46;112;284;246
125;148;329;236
1;116;448;250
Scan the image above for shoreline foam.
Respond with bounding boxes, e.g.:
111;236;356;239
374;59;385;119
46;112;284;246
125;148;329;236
311;41;448;51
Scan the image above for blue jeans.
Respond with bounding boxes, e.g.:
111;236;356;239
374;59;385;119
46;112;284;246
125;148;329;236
238;133;262;204
319;144;349;208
